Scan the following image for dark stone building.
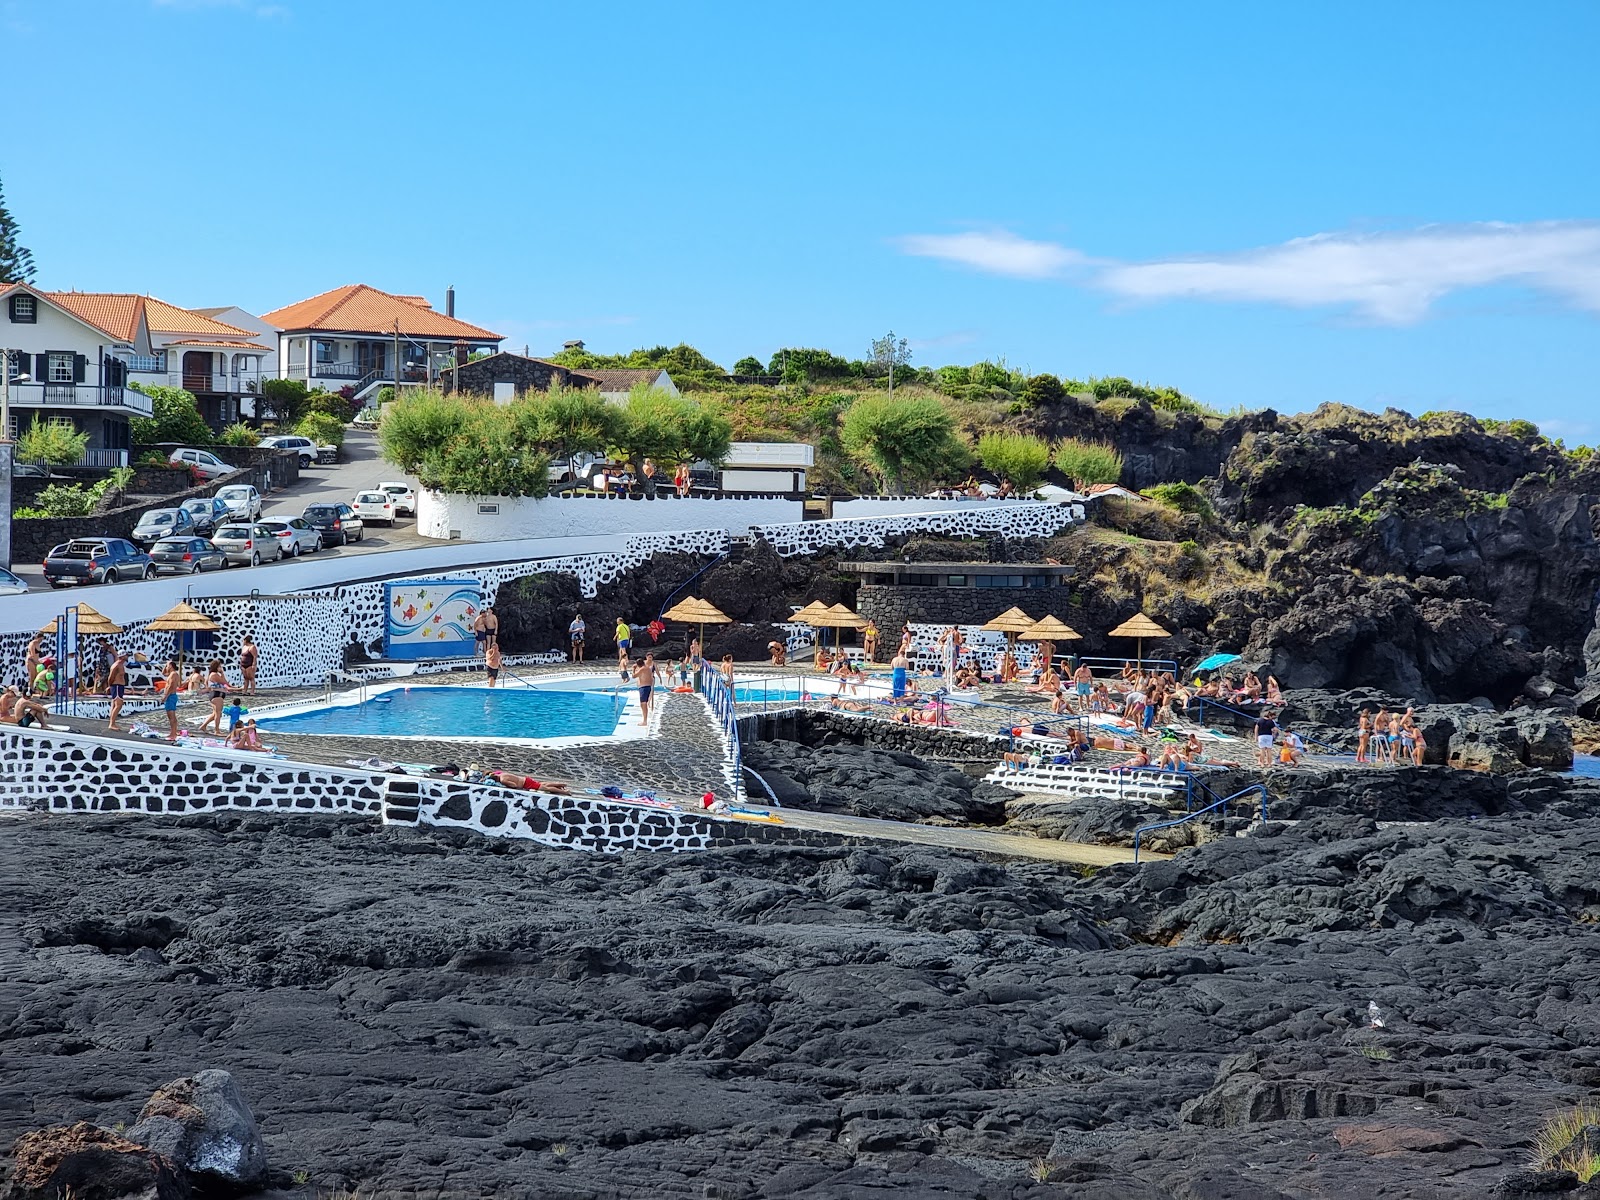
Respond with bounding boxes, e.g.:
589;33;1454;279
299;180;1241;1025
439;353;598;399
838;561;1078;632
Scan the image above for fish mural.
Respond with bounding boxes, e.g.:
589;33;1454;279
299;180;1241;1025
383;579;482;661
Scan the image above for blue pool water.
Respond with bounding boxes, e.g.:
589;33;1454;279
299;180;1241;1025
258;686;622;740
734;686;807;703
1566;755;1600;779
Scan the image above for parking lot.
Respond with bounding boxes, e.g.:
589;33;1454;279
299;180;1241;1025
11;429;437;593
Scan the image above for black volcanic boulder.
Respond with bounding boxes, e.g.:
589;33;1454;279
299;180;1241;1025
743;739;1009;825
0;1122;188;1200
125;1070;267;1191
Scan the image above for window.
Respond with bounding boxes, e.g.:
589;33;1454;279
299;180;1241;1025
946;575;967;587
4;348;19;379
477;503;500;515
8;294;36;323
48;353;73;383
1027;575;1053;589
314;339;338;363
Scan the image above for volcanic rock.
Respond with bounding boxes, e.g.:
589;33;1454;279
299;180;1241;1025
743;737;1009;824
0;1122;188;1200
125;1070;267;1190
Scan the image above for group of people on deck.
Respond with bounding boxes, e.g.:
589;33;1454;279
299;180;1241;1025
1356;706;1428;766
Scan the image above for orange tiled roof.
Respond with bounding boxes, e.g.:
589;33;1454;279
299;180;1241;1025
40;291;147;342
141;297;254;337
261;284;502;341
164;339;269;350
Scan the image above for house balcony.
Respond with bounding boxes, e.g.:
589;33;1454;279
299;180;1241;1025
4;381;153;416
127;369;271;396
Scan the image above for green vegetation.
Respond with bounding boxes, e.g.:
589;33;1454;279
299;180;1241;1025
1144;480;1215;520
295;411;346;449
15;416;88;469
257;378;310;427
976;431;1051;491
14;475;122;519
1054;438;1124;488
1531;1102;1600;1182
610;384;732;471
840;394;967;494
129;384;211;445
522;386;622;470
217;422;260;447
0;169;35;282
1064;375;1208;414
1478;417;1541;440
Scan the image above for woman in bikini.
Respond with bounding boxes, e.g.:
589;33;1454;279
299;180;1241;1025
238;635;259;696
198;659;229;736
1356;711;1372;764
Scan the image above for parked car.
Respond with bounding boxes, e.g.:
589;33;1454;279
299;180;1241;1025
214;484;262;522
169;447;233;480
301;502;364;546
212;522;284;567
11;461;61;479
352;490;396;526
43;538;154;586
377;481;416;515
0;566;28;596
130;507;197;548
259;435;323;468
257;517;322;557
150;536;228;575
180;496;233;536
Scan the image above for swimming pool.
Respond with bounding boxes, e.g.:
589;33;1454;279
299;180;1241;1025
256;683;632;744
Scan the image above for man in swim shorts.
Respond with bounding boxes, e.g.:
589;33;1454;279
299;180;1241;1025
106;651;129;732
633;654;655;725
485;642;503;687
160;658;183;742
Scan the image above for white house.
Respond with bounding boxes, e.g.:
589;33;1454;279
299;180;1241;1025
262;284;502;404
581;367;679;404
116;297;275;429
0;284;155;466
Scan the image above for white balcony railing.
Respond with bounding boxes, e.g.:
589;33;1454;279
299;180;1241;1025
128;370;270;395
4;381;153;415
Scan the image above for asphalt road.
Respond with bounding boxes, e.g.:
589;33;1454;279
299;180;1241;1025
11;429;433;592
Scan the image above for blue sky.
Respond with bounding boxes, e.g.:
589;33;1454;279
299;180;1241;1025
5;0;1598;435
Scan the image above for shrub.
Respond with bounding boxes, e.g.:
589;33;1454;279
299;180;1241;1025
1531;1102;1600;1182
376;385;397;406
1144;481;1215;520
258;378;310;426
1480;417;1541;440
976;431;1051;491
30;482;98;517
1018;373;1066;409
306;390;354;423
1054;438;1123;488
15;416;88;468
380;389;470;473
295;411;345;449
129;384;211;445
841;394;968;494
217;422;260;447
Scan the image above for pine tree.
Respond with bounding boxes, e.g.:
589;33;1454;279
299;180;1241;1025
0;173;36;283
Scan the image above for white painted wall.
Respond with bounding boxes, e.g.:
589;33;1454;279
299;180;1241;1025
416;491;803;542
2;296;124;382
830;497;1072;519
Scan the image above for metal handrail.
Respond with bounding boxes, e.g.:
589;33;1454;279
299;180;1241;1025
700;669;745;801
1133;783;1268;862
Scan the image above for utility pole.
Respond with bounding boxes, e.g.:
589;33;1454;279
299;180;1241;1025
393;321;401;396
1;346;13;570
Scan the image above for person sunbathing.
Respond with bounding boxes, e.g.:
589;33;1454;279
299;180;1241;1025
827;695;873;712
1;686;48;728
1026;667;1061;694
1265;675;1284;704
1156;742;1188;771
997;651;1018;684
1109;747;1152;772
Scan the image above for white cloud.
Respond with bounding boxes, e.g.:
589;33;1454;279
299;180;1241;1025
895;230;1084;280
898;221;1600;324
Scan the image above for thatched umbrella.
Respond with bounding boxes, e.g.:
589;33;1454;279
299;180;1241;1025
808;603;868;653
39;603;123;637
145;601;222;671
1019;614;1081;674
661;596;731;666
981;606;1037;646
1108;612;1172;668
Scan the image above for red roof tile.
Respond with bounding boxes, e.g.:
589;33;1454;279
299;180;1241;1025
261;284;502;340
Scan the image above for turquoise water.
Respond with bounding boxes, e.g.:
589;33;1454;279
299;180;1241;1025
258;686;621;739
734;685;808;703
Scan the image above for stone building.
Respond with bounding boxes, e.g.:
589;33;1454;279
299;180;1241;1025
438;352;595;402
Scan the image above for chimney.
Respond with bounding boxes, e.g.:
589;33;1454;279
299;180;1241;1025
445;286;455;317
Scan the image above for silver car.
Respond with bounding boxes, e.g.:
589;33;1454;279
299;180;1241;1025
257;516;323;557
212;523;284;567
215;484;262;521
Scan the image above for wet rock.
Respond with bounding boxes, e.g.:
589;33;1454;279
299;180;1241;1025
743;738;1008;825
125;1070;267;1190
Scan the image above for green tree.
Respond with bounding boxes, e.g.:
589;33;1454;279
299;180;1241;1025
379;389;469;473
840;394;967;494
16;417;88;468
976;432;1051;491
611;386;732;470
217;422;260;447
258;378;310;426
869;330;913;398
295;411;345;449
0;173;35;283
521;386;623;470
767;347;861;383
1054;438;1124;488
732;356;766;376
128;384;211;445
1020;373;1066;408
421;405;551;498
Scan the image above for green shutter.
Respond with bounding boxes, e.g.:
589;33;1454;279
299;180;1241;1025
74;354;87;383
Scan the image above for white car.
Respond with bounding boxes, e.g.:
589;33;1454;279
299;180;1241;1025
377;481;415;515
169;448;232;480
0;566;28;596
259;435;327;468
352;490;396;526
215;484;262;521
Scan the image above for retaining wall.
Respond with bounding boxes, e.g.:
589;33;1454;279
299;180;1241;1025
416;490;803;542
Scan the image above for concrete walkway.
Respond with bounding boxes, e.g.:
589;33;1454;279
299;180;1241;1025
755;804;1168;865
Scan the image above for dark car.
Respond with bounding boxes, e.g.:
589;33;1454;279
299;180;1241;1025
42;538;154;587
130;506;197;548
301;502;364;546
150;536;228;575
179;496;233;537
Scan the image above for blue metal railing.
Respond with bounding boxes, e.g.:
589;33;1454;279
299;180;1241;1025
1133;783;1269;862
700;669;744;800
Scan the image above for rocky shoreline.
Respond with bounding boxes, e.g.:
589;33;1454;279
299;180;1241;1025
6;759;1600;1198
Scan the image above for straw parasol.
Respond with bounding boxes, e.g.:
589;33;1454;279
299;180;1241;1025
39;603;123;637
145;601;223;669
1018;614;1081;673
1108;612;1172;667
981;606;1037;646
661;595;731;657
808;603;867;652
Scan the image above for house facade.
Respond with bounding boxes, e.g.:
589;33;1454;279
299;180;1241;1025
0;284;155;466
263;285;502;404
78;297;277;431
